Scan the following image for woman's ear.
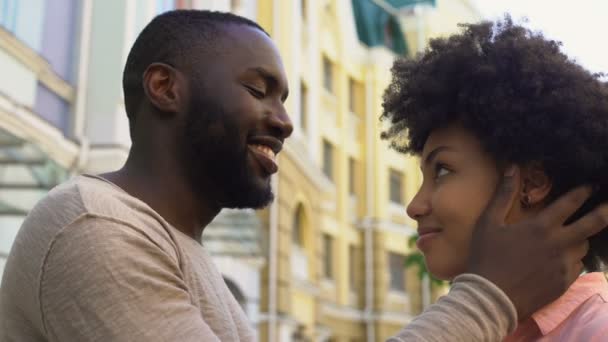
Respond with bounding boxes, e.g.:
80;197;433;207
521;163;552;208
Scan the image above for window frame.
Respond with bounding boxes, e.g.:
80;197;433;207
389;169;404;204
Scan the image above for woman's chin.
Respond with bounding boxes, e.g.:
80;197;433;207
425;260;462;281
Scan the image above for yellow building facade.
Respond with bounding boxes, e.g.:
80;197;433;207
0;1;480;341
252;1;481;341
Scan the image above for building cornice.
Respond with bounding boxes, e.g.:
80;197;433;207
0;91;78;169
321;302;366;321
0;28;75;103
356;216;416;236
282;135;334;192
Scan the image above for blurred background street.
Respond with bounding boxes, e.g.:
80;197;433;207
0;1;605;341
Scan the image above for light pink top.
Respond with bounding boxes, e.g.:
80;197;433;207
505;272;608;341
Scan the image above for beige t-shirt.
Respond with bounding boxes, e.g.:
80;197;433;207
0;175;516;341
0;175;254;341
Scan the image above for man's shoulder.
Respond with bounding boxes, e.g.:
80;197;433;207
21;175;177;251
25;175;131;227
47;175;166;228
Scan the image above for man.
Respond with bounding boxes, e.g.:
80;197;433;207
1;10;606;342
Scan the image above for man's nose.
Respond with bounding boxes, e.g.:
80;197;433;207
268;104;293;139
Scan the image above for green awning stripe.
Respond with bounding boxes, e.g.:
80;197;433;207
351;0;435;55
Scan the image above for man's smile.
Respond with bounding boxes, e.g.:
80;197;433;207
248;144;278;174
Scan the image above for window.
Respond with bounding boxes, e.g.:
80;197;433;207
0;0;17;33
349;158;356;195
349;245;357;290
301;0;307;22
175;0;191;9
323;56;333;93
300;82;308;133
156;0;175;13
291;205;309;280
389;252;406;292
389;169;404;204
349;78;357;113
323;234;334;279
0;0;45;50
384;21;396;50
230;0;241;11
292;205;304;246
322;140;334;181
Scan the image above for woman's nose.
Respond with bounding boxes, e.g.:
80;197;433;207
406;189;431;220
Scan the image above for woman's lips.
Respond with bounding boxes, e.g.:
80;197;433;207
416;228;442;251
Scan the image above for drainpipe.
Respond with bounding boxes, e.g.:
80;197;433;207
269;170;279;342
268;3;281;341
364;59;376;342
71;0;93;174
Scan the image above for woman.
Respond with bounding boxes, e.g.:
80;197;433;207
381;17;608;341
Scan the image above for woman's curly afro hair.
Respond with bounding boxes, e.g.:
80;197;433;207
381;16;608;271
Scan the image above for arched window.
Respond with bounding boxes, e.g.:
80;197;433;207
290;204;310;280
292;204;305;246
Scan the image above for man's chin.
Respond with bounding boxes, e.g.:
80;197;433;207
222;184;274;209
225;193;274;209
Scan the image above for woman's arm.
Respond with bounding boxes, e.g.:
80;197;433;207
389;274;516;342
389;167;608;341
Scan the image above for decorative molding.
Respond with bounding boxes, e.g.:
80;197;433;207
0;91;78;169
257;313;300;326
320;199;337;213
374;310;414;324
320;278;336;290
388;201;406;216
283;137;334;192
321;302;366;321
88;143;131;152
356;216;416;236
0;28;75;103
320;302;414;324
291;278;321;298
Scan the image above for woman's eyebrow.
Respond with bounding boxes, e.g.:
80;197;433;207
423;146;456;167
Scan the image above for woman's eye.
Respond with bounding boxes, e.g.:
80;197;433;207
435;164;451;179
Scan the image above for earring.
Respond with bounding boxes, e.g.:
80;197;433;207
521;194;531;209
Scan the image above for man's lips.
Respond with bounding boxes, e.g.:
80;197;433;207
248;136;283;155
248;144;278;174
247;135;283;175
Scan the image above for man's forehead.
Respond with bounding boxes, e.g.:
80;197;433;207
183;24;285;83
221;25;285;74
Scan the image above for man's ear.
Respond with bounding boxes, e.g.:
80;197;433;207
521;162;552;208
142;63;186;115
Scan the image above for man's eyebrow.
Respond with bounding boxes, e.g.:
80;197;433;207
247;67;289;102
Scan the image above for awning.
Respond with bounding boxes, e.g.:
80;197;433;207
351;0;435;55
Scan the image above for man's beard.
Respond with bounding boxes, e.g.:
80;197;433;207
179;92;274;209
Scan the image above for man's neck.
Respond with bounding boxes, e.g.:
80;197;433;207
101;154;220;241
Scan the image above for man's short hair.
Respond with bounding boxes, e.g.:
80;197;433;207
122;10;268;124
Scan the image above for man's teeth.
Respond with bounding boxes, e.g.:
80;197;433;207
252;145;276;160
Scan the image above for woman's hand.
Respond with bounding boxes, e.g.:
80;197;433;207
466;166;608;320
